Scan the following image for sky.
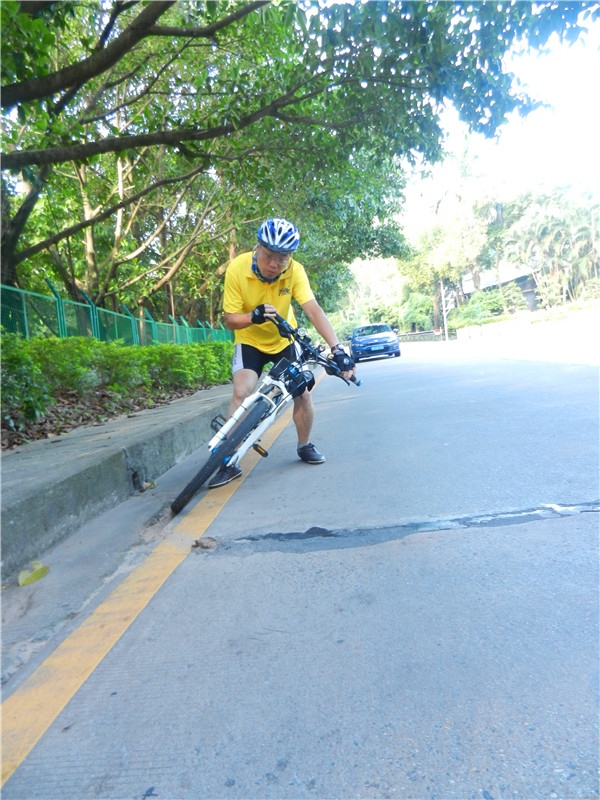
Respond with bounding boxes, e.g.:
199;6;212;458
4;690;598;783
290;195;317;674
474;17;600;193
401;16;600;241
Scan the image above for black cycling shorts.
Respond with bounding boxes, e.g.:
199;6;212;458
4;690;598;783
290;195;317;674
232;342;298;377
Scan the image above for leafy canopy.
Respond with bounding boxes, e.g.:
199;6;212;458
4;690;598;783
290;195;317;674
2;0;596;319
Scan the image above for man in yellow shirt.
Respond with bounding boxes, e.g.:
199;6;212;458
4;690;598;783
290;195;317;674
209;217;355;488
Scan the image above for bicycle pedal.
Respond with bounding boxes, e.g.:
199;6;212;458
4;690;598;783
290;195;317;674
210;414;227;433
253;443;269;458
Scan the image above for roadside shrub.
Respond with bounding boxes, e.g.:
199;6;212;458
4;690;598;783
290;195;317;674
581;277;600;300
143;344;193;389
194;341;233;384
499;282;528;313
145;344;204;389
449;288;506;328
465;289;504;319
27;336;104;394
94;341;150;396
1;332;53;429
535;274;562;308
1;334;234;431
142;341;233;389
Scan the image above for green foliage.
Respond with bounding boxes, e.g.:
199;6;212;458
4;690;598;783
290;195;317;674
97;342;150;395
26;336;106;393
1;335;233;431
581;277;600;300
365;302;402;330
401;293;434;332
303;262;354;318
0;1;78;85
1;331;53;430
503;191;600;305
448;288;506;328
2;0;593;318
499;282;528;314
535;274;563;309
396;248;444;297
398;172;598;321
143;341;233;389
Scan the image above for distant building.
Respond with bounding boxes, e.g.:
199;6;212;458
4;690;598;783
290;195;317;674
462;262;537;310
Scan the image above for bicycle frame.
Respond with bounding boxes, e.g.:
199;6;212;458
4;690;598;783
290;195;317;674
206;313;358;470
170;314;359;514
206;371;295;468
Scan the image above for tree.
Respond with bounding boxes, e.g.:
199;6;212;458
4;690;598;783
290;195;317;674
401;292;434;332
2;0;595;319
503;190;600;306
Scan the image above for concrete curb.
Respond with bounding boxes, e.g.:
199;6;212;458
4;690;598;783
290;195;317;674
0;384;231;580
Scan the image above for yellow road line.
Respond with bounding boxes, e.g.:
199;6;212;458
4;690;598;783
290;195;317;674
1;539;186;784
1;398;298;786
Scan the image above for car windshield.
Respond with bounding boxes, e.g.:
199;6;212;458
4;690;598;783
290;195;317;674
355;324;392;337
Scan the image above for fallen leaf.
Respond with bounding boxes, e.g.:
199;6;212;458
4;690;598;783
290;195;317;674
18;560;50;586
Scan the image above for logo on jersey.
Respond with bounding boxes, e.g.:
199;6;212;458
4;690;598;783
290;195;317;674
278;288;291;296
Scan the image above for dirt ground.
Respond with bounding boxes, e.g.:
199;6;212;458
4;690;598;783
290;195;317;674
1;385;201;451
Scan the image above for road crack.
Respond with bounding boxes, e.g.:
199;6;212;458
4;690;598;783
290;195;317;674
217;501;599;556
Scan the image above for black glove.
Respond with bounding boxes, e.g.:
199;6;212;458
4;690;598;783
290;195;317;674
251;304;267;324
330;346;355;372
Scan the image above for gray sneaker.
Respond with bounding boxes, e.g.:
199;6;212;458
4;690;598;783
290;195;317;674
208;463;242;488
297;443;325;464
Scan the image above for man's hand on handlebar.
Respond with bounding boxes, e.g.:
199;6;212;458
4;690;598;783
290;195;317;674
262;314;360;385
251;302;280;325
330;345;356;381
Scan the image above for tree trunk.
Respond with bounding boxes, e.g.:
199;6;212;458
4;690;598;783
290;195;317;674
433;294;440;330
75;164;99;297
1;166;51;286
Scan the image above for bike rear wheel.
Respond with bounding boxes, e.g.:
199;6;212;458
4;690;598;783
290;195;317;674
170;396;271;514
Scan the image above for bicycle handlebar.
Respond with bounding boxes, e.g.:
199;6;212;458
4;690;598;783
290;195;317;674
271;313;296;340
270;313;361;387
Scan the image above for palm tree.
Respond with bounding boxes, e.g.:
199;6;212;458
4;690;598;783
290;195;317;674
503;191;599;306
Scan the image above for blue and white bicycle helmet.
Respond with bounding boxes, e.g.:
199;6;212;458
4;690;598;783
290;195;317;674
257;218;300;253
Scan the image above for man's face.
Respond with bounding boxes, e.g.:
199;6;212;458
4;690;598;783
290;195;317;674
256;244;291;281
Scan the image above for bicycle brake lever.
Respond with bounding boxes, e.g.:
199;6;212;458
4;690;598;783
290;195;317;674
271;313;295;339
324;359;362;387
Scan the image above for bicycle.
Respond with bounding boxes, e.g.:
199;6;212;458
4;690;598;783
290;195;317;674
170;313;360;514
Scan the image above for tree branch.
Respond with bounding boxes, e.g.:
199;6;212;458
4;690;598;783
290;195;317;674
2;104;271;169
1;1;174;108
2;67;336;170
146;1;269;38
1;0;269;109
12;162;209;265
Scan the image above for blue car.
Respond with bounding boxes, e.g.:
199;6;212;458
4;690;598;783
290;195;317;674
350;323;401;362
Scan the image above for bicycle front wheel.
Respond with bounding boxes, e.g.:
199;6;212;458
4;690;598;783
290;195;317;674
170;396;271;514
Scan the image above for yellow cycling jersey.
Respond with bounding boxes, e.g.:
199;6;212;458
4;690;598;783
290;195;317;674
223;251;315;354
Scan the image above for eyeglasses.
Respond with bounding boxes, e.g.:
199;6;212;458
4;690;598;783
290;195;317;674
259;246;291;268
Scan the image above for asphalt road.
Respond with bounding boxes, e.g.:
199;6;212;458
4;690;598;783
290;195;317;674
2;346;599;800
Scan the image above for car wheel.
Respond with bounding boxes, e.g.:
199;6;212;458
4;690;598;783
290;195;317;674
394;351;400;357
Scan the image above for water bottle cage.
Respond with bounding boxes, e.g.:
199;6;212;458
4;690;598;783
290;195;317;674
269;357;315;398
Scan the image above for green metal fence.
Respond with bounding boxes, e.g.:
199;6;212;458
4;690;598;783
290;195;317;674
1;283;232;345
